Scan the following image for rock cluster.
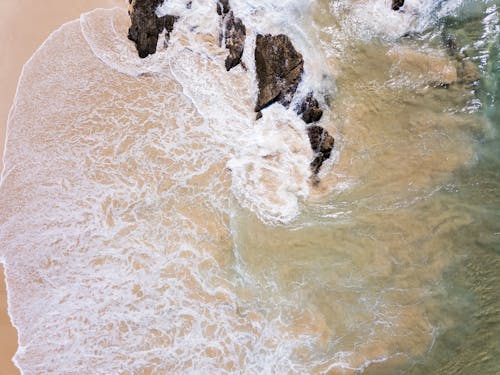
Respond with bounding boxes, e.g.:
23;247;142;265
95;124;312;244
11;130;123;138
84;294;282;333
127;0;178;58
217;1;246;71
127;0;335;178
297;95;334;178
253;37;334;177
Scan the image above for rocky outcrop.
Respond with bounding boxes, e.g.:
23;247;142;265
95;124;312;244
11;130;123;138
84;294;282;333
254;34;304;112
126;2;334;178
297;93;323;124
307;125;335;177
392;0;405;11
297;95;333;175
253;34;332;176
127;0;178;58
218;1;246;71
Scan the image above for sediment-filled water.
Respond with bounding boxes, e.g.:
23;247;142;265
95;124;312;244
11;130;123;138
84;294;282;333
0;0;498;373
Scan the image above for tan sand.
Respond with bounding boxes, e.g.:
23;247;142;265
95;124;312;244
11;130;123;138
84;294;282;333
0;267;18;375
0;1;126;373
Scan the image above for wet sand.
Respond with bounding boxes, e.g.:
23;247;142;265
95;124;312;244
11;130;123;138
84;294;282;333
0;1;125;373
0;267;17;375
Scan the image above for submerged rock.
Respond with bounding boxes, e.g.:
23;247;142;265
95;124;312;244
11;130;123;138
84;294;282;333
457;60;480;84
442;35;481;85
219;7;246;71
388;47;458;87
392;0;405;11
297;93;323;124
307;125;335;176
254;34;304;112
127;0;178;58
443;35;459;57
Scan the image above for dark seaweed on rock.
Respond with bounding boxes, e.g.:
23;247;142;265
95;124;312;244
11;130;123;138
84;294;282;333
128;0;178;58
254;34;304;112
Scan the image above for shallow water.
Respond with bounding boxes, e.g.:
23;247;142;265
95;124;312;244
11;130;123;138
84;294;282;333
0;0;498;373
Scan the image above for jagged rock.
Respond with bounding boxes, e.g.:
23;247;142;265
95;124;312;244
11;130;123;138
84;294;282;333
127;0;178;58
307;125;334;175
392;0;404;11
221;11;246;71
254;34;304;112
297;93;323;124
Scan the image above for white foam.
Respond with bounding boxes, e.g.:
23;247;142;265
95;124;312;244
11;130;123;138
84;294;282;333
80;8;172;77
328;0;465;41
227;105;312;224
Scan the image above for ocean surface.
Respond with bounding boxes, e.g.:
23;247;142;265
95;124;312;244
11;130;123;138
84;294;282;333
0;0;498;373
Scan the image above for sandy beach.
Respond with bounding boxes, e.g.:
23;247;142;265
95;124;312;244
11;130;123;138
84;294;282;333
0;1;125;373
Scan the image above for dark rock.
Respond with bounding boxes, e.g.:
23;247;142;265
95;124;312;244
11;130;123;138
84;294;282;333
127;0;178;58
392;0;404;11
217;0;230;16
256;111;263;120
222;11;246;71
254;34;304;112
159;14;178;47
186;1;192;9
297;93;323;124
307;125;334;175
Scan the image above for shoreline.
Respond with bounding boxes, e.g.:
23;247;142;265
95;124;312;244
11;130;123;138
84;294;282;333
0;1;125;373
0;266;18;375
